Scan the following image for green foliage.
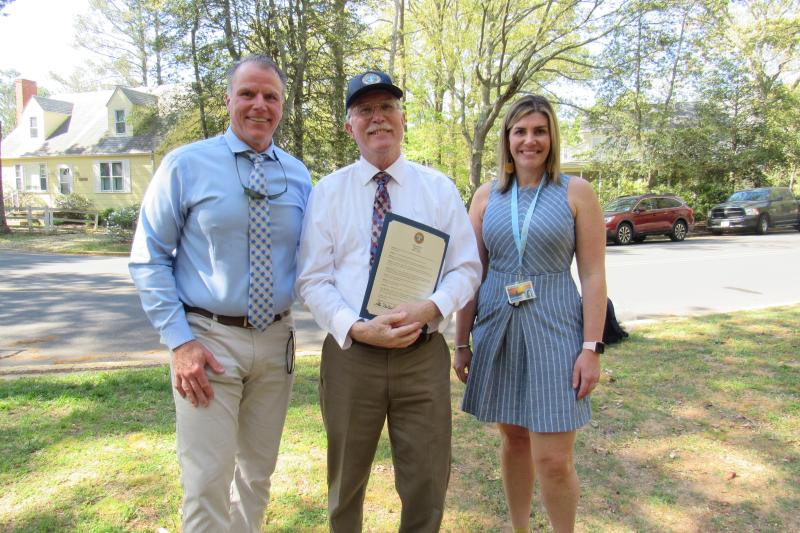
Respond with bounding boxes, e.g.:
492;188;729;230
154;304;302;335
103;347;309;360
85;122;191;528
54;193;94;211
2;306;800;531
106;204;140;242
3;191;45;209
0;68;20;131
98;207;115;227
128;105;159;136
54;193;96;224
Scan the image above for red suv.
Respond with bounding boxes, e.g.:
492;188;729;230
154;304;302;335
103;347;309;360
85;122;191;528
604;194;694;245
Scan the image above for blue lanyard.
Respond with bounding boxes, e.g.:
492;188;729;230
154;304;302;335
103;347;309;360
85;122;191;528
511;176;545;271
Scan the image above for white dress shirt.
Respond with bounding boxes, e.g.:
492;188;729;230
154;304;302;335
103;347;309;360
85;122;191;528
296;155;482;349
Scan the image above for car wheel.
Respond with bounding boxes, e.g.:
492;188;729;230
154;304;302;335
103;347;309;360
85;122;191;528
669;220;688;241
755;214;769;235
633;235;647;243
615;223;633;245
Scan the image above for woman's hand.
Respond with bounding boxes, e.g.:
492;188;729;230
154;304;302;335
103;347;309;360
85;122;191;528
572;349;601;400
453;346;472;384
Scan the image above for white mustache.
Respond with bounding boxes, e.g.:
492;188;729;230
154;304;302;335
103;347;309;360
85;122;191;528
367;126;392;134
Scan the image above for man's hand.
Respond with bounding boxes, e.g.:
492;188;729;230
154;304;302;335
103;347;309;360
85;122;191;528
349;312;422;348
172;340;225;407
391;300;442;328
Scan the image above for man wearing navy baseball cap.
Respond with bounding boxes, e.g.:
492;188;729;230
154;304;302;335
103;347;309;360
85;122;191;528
297;70;481;532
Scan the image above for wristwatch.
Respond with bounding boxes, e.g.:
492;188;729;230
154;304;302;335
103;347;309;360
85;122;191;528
582;341;605;354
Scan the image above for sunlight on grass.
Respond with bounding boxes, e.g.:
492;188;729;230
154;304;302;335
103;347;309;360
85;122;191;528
1;305;798;532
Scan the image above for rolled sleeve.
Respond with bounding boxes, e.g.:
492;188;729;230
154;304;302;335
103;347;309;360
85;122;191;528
429;181;482;319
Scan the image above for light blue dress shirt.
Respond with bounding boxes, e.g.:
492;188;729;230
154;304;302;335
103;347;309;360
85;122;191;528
129;127;312;349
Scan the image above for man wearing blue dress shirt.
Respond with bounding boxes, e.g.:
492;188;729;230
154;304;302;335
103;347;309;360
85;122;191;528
129;55;311;533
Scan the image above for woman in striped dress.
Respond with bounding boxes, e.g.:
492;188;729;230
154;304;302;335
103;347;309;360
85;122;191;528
454;95;606;533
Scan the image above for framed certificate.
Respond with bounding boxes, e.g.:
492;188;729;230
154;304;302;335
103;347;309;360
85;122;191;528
360;213;449;319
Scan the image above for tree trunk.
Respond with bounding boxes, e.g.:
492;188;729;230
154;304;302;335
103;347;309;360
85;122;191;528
468;120;492;191
221;0;241;60
190;5;209;138
154;15;164;85
331;0;349;167
289;0;307;160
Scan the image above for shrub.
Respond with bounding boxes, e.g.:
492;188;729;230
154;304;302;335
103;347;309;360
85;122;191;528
54;193;95;223
98;207;115;227
107;204;140;241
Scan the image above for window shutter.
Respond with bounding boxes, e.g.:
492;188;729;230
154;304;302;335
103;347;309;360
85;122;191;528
123;160;131;193
93;161;101;192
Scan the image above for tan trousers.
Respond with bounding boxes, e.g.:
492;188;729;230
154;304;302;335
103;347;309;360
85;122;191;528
319;333;452;533
172;312;295;533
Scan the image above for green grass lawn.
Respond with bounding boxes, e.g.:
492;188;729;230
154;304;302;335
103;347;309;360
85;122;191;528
1;306;798;532
0;230;130;254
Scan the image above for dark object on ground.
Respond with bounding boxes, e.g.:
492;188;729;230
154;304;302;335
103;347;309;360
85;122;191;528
604;298;628;344
707;187;800;235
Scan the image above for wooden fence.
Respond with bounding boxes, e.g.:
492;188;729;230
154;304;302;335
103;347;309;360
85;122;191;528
5;207;100;233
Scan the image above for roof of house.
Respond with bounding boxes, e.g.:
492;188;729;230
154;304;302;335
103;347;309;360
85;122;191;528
117;87;158;107
2;87;158;159
32;96;74;115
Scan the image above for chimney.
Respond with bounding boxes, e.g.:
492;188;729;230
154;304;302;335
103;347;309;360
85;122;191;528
15;79;37;126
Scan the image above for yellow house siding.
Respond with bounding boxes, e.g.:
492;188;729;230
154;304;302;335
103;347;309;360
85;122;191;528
2;154;153;210
107;91;133;136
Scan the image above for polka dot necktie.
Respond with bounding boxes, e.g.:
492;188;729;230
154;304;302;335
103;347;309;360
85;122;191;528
246;151;274;331
370;171;392;266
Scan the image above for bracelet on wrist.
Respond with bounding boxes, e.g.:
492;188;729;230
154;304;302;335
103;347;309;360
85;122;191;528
455;344;471;350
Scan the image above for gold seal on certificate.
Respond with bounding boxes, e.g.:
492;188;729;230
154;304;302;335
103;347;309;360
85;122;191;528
360;213;449;318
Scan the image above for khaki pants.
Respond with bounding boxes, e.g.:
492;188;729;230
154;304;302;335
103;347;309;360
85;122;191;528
319;333;452;533
172;312;295;533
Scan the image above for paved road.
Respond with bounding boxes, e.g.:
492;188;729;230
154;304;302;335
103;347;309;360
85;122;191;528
1;230;798;373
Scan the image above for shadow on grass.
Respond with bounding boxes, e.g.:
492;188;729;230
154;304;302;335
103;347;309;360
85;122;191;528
572;307;800;532
0;369;175;478
3;471;180;533
2;307;798;532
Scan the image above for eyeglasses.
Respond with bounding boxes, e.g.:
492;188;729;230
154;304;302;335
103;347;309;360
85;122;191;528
351;101;401;119
235;152;289;201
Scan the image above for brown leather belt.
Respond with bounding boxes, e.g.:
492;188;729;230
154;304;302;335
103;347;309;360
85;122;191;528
184;305;289;329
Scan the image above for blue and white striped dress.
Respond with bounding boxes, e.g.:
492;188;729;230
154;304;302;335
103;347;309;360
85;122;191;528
462;175;591;432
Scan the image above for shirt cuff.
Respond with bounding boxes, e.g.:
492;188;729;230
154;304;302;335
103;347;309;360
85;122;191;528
331;307;361;349
162;321;196;352
428;291;454;322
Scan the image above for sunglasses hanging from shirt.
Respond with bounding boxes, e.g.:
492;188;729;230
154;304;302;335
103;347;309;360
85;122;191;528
235;151;288;200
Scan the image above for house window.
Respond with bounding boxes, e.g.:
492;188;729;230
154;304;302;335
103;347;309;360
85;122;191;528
99;161;125;192
15;165;23;190
115;110;126;134
39;164;48;191
30;117;38;138
59;167;73;194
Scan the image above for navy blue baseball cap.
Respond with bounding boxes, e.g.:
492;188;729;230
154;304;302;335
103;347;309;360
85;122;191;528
345;70;403;110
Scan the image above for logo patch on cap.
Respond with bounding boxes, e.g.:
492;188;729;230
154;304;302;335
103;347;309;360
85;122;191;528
362;73;381;85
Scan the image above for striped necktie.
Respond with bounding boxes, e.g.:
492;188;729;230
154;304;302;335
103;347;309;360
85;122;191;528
245;151;274;330
370;171;392;266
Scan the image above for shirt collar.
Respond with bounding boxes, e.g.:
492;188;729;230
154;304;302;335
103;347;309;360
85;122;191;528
223;127;278;160
357;155;407;187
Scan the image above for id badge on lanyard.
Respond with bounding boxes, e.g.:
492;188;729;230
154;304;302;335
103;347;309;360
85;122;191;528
504;177;545;306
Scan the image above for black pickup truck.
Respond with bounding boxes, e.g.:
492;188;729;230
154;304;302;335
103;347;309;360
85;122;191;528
707;187;800;235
